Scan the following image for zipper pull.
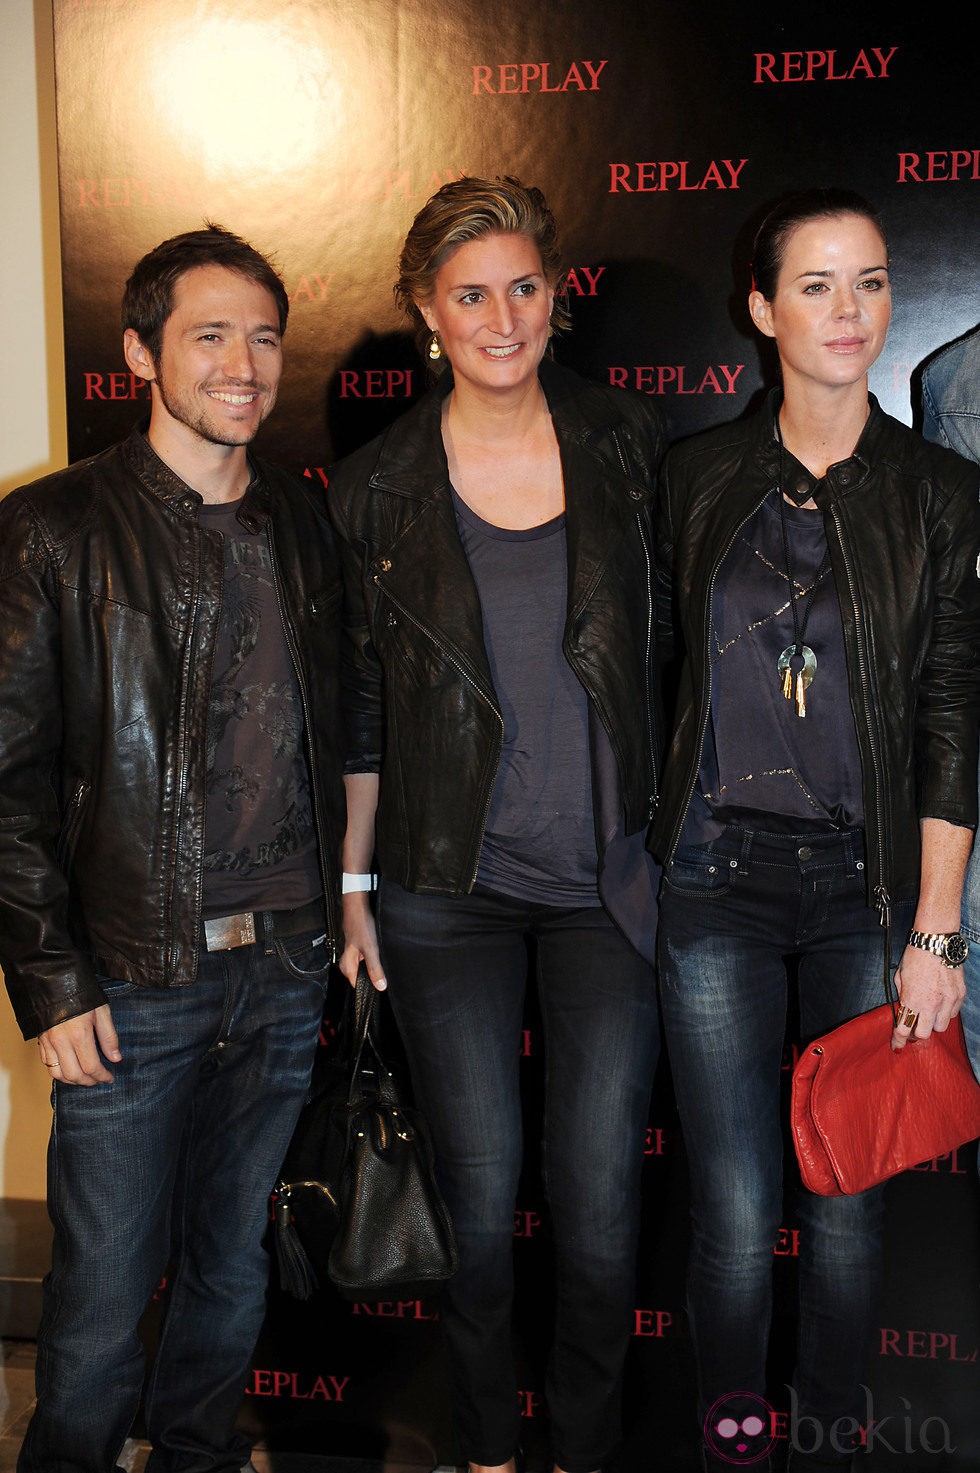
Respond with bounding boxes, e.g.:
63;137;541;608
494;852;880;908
874;882;891;930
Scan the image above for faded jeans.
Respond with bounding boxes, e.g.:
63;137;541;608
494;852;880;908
19;922;330;1473
658;825;914;1467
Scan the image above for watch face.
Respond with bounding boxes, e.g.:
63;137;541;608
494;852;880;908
943;934;970;966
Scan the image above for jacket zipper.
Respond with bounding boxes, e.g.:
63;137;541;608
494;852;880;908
56;780;91;871
569;426;659;822
637;515;658;813
612;428;659;813
268;523;340;958
828;499;891;897
664;496;766;862
375;581;504;891
167;523;205;975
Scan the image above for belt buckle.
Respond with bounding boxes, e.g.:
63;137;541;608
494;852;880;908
203;911;257;951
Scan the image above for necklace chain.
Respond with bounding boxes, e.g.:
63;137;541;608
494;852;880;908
774;416;829;718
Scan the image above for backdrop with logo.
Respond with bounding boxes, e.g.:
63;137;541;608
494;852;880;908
50;0;980;1466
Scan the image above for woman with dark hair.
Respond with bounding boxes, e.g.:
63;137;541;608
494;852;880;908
649;189;980;1472
328;176;665;1473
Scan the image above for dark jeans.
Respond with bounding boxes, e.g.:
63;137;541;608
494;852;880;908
658;825;914;1468
378;880;660;1473
19;922;331;1473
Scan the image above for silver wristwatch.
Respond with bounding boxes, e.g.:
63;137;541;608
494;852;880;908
907;929;970;968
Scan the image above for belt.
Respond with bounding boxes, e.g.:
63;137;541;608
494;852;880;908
202;896;327;952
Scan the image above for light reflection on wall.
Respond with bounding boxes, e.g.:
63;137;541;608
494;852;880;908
145;15;350;181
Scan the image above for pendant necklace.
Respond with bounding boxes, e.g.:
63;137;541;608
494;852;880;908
774;416;829;719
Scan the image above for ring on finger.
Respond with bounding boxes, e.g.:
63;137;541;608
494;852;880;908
899;1006;919;1032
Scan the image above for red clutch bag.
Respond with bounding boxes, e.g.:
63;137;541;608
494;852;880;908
791;1005;980;1196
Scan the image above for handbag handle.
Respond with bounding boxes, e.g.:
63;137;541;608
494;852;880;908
351;964;376;1055
346;964;399;1107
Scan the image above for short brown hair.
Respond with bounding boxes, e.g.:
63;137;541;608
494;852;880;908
395;176;571;369
121;223;289;360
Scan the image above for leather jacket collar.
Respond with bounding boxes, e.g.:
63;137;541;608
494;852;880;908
121;422;276;530
754;387;884;503
366;356;656;506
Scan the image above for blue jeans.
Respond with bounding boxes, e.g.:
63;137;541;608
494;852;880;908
19;921;330;1473
658;825;914;1467
378;881;660;1473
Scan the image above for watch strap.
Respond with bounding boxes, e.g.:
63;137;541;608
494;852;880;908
907;929;969;966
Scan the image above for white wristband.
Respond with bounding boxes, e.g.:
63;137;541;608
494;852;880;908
342;872;377;894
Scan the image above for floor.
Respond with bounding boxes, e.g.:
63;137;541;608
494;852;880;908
0;1339;456;1473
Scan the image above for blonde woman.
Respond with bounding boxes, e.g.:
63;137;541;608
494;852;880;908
328;176;665;1473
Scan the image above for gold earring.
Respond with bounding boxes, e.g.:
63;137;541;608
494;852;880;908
427;332;442;361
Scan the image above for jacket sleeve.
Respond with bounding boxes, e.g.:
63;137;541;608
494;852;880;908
915;455;980;827
921;370;950;449
325;467;384;776
0;490;105;1038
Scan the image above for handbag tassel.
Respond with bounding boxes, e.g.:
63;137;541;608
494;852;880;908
274;1189;319;1300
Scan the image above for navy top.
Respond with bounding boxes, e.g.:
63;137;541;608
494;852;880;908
683;484;864;843
452;488;600;905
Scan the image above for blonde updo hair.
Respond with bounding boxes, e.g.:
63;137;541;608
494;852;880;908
395;175;572;371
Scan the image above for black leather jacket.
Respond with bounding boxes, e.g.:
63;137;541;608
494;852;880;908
0;428;345;1039
649;392;980;904
328;359;666;895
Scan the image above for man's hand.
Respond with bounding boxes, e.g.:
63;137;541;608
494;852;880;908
37;1005;121;1085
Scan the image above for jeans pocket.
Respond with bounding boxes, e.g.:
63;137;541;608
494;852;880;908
663;847;737;900
274;929;333;983
97;978;140;997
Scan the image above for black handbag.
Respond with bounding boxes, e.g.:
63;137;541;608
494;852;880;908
274;965;458;1300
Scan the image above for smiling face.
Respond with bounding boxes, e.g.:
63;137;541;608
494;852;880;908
124;263;283;453
748;212;891;396
417;231;555;399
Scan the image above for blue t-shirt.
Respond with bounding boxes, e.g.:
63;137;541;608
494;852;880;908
452;489;600;906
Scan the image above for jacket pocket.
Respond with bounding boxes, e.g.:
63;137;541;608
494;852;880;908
56;780;90;873
309;583;342;621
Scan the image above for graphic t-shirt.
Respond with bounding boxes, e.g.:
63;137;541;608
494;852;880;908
683;486;864;842
200;497;320;915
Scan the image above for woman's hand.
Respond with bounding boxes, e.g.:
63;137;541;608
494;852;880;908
339;891;387;992
891;944;965;1051
338;772;387;991
892;817;973;1050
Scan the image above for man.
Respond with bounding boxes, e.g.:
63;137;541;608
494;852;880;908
0;225;345;1472
921;322;980;1085
922;322;980;461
